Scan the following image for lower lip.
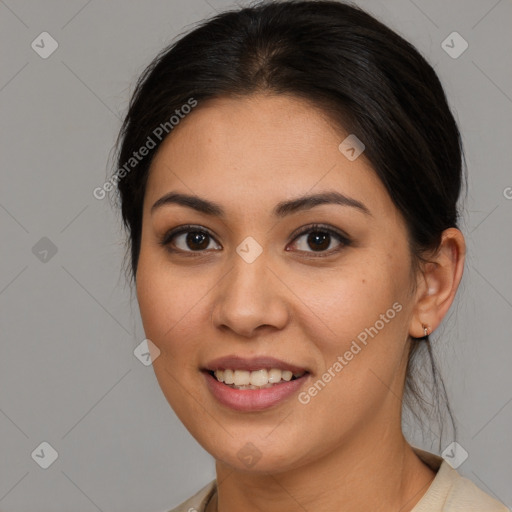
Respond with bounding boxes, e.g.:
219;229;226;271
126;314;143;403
203;371;309;412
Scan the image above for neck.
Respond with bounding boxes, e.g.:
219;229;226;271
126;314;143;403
210;423;435;512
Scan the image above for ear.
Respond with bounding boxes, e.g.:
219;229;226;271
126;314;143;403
409;227;466;338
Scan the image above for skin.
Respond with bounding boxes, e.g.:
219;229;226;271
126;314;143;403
135;93;466;512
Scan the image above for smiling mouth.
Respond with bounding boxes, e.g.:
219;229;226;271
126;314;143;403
208;368;307;390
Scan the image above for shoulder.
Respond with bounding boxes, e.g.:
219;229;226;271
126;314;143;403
166;480;216;512
444;470;509;511
412;448;508;512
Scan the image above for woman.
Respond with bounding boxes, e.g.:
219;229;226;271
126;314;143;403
113;1;507;510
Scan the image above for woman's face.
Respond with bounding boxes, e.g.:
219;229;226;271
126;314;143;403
136;94;419;472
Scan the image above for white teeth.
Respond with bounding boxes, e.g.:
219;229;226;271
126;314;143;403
213;368;305;388
234;370;250;386
223;369;234;384
281;370;293;382
249;369;268;386
268;368;282;383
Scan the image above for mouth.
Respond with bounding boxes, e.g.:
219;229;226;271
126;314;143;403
201;355;310;411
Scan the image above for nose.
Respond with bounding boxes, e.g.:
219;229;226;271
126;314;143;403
210;250;290;338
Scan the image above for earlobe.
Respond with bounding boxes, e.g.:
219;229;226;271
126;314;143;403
409;228;466;339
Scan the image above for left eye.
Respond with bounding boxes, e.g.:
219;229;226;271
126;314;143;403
289;226;350;255
164;228;221;252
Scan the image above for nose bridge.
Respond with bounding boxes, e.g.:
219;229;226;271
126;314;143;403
211;243;289;336
230;246;269;298
225;245;273;309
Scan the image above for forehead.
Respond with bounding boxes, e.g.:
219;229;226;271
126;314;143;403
144;94;393;218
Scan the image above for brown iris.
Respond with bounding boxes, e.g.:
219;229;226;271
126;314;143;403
186;232;210;250
307;231;330;251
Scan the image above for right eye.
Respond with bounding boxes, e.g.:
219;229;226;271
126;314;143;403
159;225;222;254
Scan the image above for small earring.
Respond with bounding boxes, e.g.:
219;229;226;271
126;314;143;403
423;324;430;337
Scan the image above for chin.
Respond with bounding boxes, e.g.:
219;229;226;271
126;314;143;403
195;430;317;475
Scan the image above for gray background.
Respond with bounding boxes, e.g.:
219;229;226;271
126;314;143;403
1;0;511;510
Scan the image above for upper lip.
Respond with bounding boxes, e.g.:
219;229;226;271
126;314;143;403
203;355;308;374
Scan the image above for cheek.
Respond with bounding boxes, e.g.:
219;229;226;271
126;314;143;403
291;252;411;402
295;255;408;344
135;253;207;356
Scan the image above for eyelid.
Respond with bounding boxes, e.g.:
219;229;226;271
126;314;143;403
159;224;221;250
288;223;350;243
287;223;351;255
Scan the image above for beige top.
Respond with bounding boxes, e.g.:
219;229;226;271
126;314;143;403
167;448;508;511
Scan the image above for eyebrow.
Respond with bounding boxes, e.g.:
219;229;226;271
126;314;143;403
151;191;372;217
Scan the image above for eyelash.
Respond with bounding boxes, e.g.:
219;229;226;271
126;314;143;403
159;223;352;258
